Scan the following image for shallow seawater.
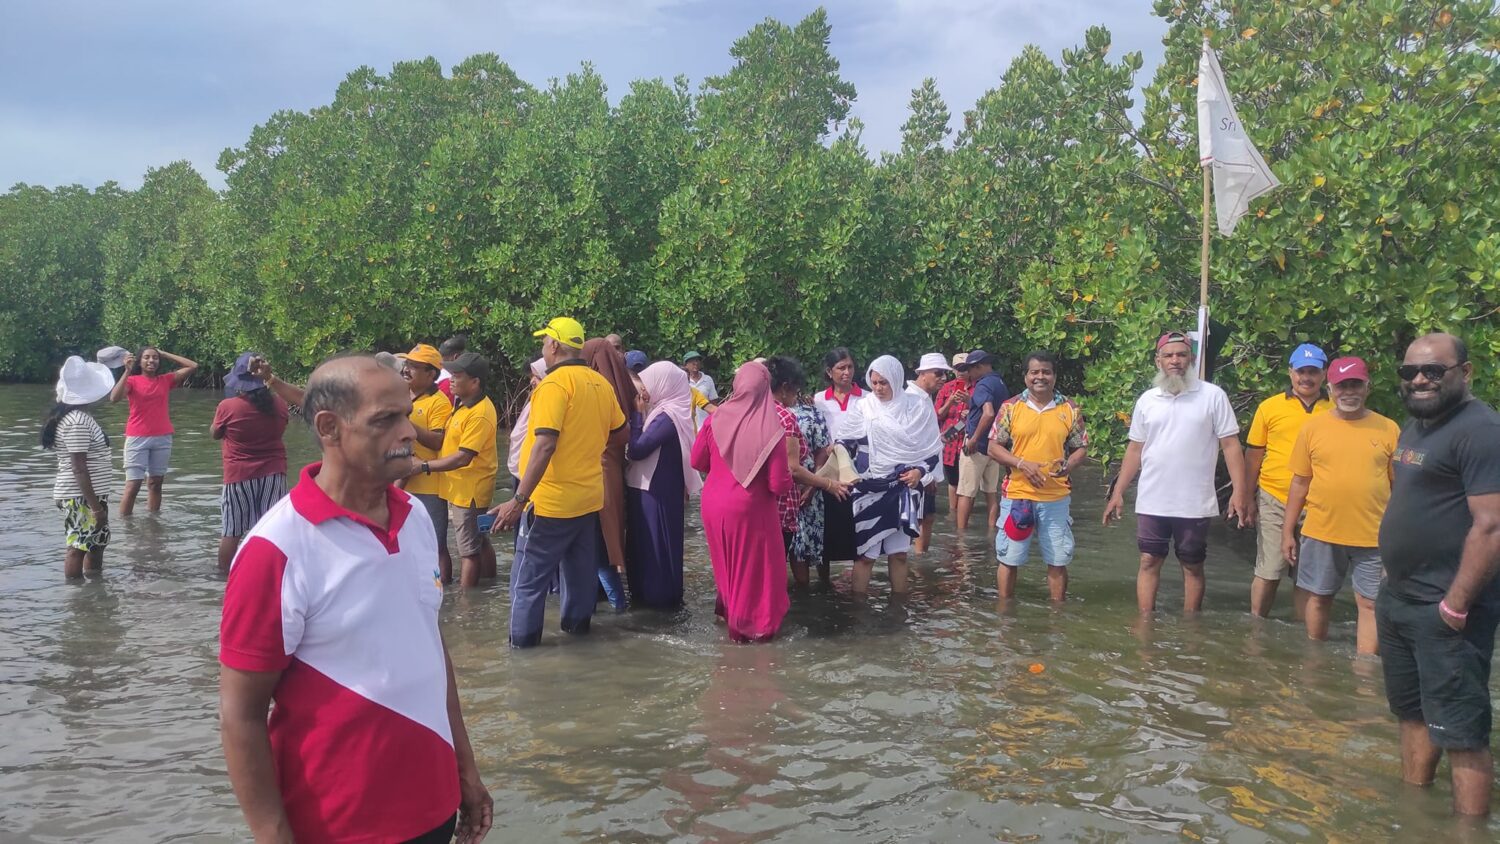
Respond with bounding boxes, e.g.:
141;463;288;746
1;383;1496;842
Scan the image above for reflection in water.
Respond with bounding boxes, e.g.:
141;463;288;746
1;382;1498;840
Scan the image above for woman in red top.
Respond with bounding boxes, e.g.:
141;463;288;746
212;352;290;571
108;346;198;515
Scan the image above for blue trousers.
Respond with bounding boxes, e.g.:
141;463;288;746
510;510;601;648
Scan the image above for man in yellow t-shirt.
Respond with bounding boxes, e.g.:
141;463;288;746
987;351;1088;602
491;317;627;648
418;352;498;588
397;343;455;582
1282;357;1399;654
1245;343;1331;618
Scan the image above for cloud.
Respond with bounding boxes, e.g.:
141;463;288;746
0;0;1169;190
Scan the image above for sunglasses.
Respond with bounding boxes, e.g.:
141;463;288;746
1397;362;1462;382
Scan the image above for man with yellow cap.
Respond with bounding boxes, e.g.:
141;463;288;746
491;317;628;647
397;343;455;583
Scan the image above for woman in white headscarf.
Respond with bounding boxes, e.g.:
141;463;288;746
506;358;550;482
845;355;943;595
625;361;702;608
43;356;120;578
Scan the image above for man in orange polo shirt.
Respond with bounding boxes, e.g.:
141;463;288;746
1282;356;1400;654
988;351;1088;602
398;343;455;583
1245;343;1330;618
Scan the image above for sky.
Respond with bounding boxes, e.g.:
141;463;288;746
0;1;1169;191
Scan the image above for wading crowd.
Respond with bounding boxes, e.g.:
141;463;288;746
38;321;1500;839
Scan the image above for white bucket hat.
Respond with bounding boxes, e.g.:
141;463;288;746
916;352;953;373
96;345;130;369
56;356;116;405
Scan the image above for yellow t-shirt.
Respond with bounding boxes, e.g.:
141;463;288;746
405;390;453;496
440;396;498;509
521;362;627;519
1289;411;1400;547
989;394;1087;502
1247;392;1331;504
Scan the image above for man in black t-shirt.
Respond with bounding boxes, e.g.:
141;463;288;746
1376;332;1500;817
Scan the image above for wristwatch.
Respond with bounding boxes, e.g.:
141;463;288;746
421;461;430;475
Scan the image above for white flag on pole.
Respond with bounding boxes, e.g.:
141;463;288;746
1197;40;1279;236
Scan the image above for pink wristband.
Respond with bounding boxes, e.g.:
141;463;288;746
1440;600;1468;620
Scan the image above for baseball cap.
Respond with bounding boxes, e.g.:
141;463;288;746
533;316;585;349
1327;356;1369;385
1003;499;1037;541
396;343;444;370
950;352;969;368
916;352;952;373
682;351;704;363
446;351;490;381
958;350;993;369
1156;331;1191;350
625;350;648;372
1288;343;1328;370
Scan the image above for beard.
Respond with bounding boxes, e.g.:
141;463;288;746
1401;380;1465;419
1152;369;1196;395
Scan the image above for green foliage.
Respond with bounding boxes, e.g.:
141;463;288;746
3;4;1497;461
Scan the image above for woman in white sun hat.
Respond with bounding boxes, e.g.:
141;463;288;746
42;356;120;578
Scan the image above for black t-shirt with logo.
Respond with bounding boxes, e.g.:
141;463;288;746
1379;399;1500;604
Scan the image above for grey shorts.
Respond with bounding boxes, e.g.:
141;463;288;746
124;435;172;481
413;493;448;548
449;504;491;557
1296;537;1382;599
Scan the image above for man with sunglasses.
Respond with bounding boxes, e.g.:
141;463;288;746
1103;331;1252;614
1376;332;1500;816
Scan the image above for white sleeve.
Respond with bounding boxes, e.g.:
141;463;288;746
1210;386;1240;438
1126;396;1148;443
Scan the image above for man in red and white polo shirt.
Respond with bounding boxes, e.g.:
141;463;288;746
219;355;491;843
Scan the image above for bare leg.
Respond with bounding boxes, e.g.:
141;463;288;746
1399;718;1442;786
1354;593;1378;655
1181;562;1206;614
1249;575;1280;617
955;494;975;531
459;554;481;588
1292;585;1309;621
218;535;241;573
146;476;164;512
947;482;959;519
790;558;810;588
479;538;497;579
437;543;452;585
996;563;1018;599
64;548;86;579
985;492;1000;535
85;546;104;573
1303;590;1334;640
119;479;142;516
852;558;875;594
916;515;934;554
1137;553;1165;613
1047;566;1068;603
888;553;910;593
1450;748;1494;816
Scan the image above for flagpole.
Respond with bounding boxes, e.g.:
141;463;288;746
1199;164;1211;379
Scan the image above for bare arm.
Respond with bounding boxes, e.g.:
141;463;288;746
1102;440;1144;524
1245;446;1266;494
442;636;492;842
492;433;559;530
1281;474;1311;563
424;448;476;474
219;666;294;843
786;436;844;498
70;453;106;520
109;364;131;403
413;426;446;451
964;403;996;454
263;375;305;408
1442;493;1500;624
162;351;199;385
1220;435;1253;526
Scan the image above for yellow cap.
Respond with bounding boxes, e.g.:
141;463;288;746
396;343;444;370
533;316;585;349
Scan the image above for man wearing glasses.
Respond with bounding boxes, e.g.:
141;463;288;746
1377;333;1500;816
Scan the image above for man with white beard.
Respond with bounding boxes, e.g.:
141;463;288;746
1103;331;1253;614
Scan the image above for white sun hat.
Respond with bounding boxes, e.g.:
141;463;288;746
57;355;117;405
916;352;953;373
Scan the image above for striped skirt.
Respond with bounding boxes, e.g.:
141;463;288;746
221;473;288;537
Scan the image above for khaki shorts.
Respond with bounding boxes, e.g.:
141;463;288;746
957;450;1002;497
449;504;491;557
1254;489;1291;581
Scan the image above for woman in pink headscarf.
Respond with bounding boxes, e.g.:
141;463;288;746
625;361;701;609
690;361;795;642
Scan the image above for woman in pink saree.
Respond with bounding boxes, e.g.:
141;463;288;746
690;361;795;642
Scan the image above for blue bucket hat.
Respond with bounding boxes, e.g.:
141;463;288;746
224;351;266;397
1289;343;1328;370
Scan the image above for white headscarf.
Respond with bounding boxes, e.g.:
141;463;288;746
847;355;943;479
56;356;116;405
626;361;702;495
507;358;553;477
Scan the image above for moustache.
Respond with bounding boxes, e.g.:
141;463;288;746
385;446;414;460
